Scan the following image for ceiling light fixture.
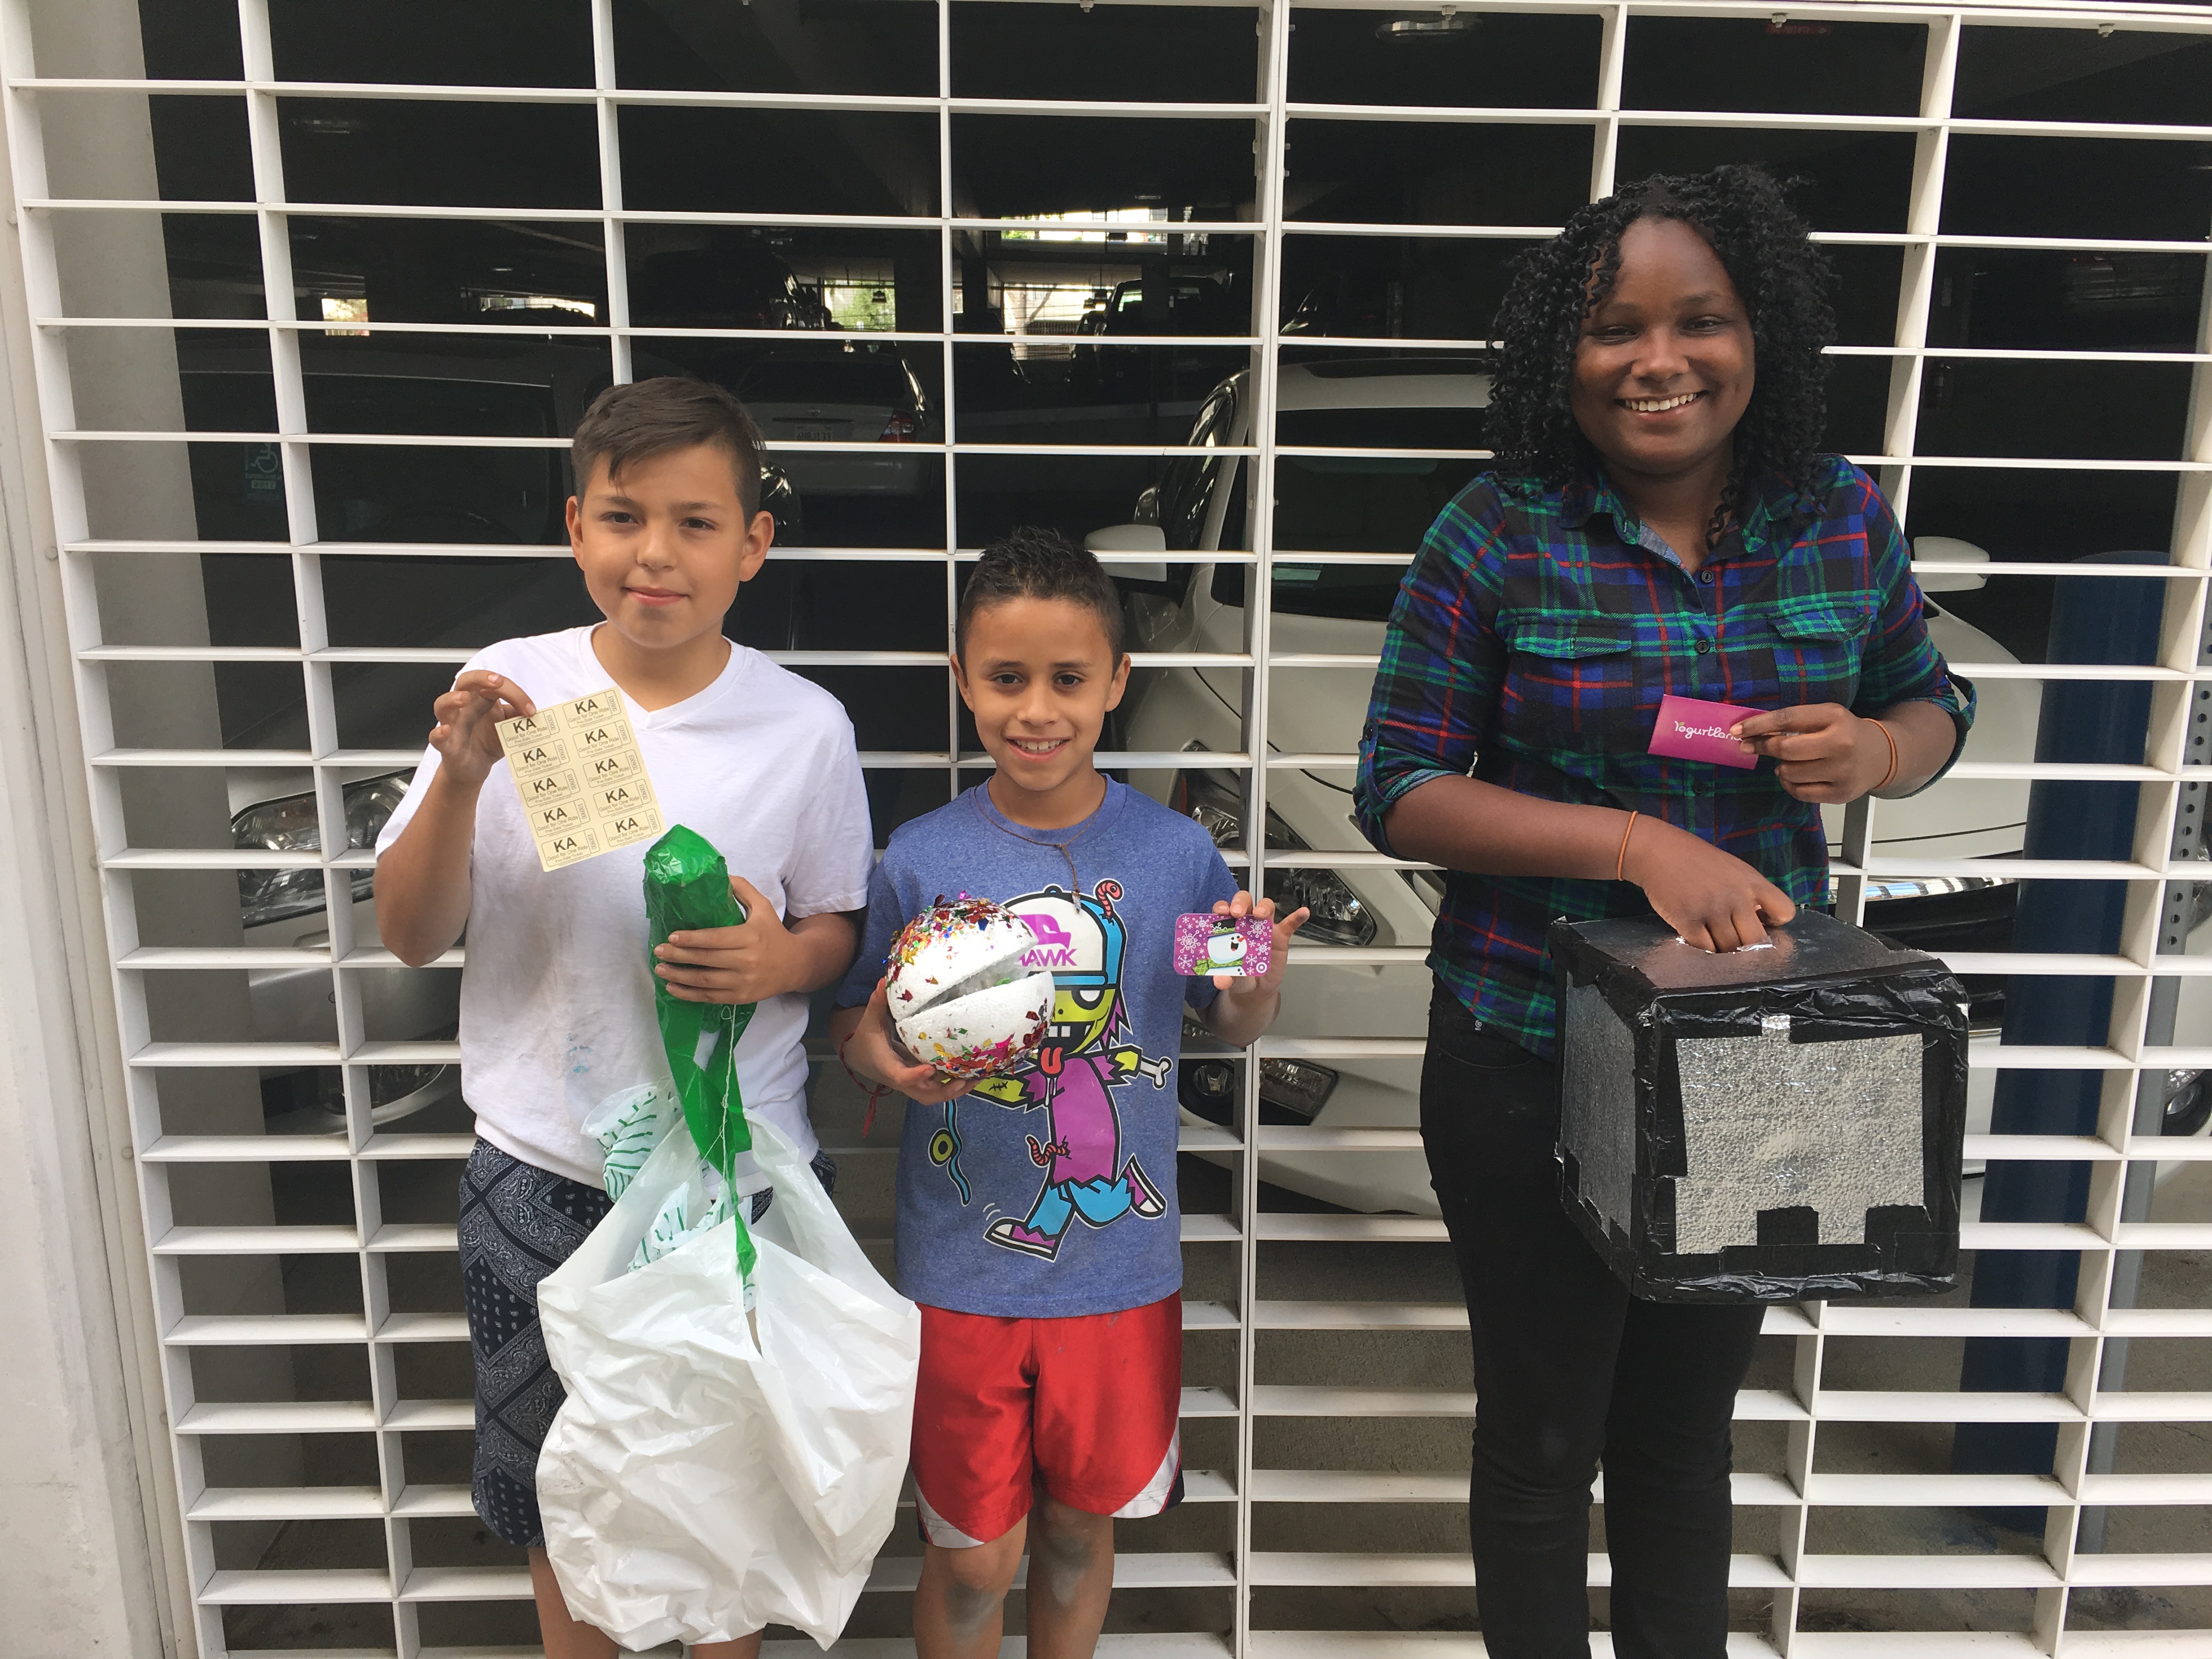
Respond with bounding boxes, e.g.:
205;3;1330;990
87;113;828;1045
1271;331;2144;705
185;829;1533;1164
1377;9;1478;42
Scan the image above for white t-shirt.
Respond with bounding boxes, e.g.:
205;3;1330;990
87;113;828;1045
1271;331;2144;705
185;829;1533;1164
376;627;873;1186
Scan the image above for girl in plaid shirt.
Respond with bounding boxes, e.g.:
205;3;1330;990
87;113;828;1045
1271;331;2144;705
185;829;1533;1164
1355;166;1972;1659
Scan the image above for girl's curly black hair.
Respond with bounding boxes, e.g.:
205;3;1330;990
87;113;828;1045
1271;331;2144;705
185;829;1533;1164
1485;164;1837;548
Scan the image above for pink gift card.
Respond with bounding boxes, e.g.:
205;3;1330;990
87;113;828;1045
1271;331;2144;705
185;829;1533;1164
1649;694;1762;769
1173;913;1273;978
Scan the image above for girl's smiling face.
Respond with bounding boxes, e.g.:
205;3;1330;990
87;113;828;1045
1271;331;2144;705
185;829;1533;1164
1568;215;1756;487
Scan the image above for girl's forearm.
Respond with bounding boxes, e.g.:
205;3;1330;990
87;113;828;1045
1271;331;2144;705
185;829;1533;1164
1383;774;1635;879
1871;699;1957;798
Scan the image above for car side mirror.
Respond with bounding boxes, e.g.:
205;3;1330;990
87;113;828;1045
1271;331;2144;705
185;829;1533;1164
1913;534;1988;593
1086;522;1169;588
759;464;803;543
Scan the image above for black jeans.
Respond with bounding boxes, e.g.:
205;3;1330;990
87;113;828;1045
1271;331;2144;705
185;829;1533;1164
1421;989;1765;1659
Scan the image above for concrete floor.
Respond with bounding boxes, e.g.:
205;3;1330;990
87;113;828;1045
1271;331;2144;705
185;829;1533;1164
211;1070;2212;1652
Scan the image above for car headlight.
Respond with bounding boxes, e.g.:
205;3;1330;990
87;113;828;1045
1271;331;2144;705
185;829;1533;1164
1259;1056;1339;1118
1266;865;1379;949
1177;1015;1340;1124
235;770;413;928
2162;1069;2210;1139
1169;766;1379;948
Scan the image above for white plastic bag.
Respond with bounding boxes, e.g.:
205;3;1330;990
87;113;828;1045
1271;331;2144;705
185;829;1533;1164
580;1082;770;1274
535;1116;919;1650
579;1083;669;1201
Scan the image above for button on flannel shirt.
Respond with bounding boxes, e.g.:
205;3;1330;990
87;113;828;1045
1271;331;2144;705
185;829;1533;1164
1353;455;1976;1059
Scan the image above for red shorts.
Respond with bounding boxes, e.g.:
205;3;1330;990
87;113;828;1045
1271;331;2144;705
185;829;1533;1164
911;1293;1183;1548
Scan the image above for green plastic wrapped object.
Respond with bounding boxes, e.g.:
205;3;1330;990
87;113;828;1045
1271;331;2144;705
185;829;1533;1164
644;824;758;1283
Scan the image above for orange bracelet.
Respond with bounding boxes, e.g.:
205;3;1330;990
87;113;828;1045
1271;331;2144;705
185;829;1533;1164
1869;717;1899;793
1616;809;1640;882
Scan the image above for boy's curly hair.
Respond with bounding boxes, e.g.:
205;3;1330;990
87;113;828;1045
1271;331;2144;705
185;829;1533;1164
957;526;1125;662
1485;165;1837;548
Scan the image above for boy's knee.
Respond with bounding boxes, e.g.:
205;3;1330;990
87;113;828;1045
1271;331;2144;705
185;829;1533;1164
1029;1499;1110;1605
933;1531;1023;1601
1033;1495;1111;1547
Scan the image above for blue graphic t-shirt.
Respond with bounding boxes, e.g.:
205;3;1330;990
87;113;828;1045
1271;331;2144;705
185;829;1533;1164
836;780;1238;1318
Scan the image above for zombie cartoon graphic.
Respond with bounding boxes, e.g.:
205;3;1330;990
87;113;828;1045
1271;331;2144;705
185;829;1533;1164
924;878;1171;1259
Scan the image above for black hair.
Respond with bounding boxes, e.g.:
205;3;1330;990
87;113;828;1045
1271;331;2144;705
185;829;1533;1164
570;375;765;519
956;526;1127;662
1484;164;1837;548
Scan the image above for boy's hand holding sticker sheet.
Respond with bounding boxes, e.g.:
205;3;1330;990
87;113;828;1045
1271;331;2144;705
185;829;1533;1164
496;687;664;870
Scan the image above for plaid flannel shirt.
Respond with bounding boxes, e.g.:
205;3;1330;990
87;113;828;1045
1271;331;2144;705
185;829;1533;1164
1353;454;1975;1059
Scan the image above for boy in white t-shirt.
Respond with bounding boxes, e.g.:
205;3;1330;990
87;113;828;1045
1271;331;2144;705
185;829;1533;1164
376;377;873;1659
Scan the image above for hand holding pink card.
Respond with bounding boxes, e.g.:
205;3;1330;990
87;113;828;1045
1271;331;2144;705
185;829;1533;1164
1648;694;1762;770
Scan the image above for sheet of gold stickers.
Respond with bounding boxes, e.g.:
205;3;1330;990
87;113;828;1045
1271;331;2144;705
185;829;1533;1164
495;688;664;871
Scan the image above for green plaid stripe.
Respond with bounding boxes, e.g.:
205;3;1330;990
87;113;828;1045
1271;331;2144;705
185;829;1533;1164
1353;456;1974;1058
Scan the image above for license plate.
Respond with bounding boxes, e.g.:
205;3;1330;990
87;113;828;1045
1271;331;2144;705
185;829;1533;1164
793;422;837;441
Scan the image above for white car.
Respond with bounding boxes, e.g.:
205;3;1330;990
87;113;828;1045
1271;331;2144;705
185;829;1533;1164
738;347;931;498
227;767;461;1131
1094;358;2207;1214
185;345;607;1135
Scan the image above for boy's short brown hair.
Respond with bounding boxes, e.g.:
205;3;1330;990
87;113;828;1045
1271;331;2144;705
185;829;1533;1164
956;526;1126;662
569;376;765;517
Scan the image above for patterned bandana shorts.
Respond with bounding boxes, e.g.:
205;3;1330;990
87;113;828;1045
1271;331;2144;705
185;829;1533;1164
457;1136;837;1547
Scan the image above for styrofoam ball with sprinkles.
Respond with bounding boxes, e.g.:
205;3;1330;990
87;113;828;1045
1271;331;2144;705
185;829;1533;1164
886;895;1056;1080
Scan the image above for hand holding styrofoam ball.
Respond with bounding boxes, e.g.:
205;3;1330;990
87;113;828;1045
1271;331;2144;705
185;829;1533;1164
885;895;1056;1080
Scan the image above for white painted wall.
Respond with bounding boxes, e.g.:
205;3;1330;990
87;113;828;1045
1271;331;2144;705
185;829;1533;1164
0;202;179;1659
0;4;199;1654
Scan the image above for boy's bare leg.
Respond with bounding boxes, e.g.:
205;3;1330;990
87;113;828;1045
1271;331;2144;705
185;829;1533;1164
1025;1499;1115;1659
529;1549;761;1658
528;1548;616;1659
915;1520;1028;1659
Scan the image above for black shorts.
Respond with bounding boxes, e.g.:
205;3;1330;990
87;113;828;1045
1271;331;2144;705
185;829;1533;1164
457;1136;838;1548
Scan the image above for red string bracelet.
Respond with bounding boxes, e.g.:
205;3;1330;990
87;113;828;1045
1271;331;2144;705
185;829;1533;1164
836;1029;891;1138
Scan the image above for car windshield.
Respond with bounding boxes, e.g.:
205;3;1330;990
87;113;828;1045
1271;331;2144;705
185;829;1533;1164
739;359;913;405
181;371;563;545
1213;404;1484;620
304;373;555;438
1277;405;1487;452
1105;279;1242;333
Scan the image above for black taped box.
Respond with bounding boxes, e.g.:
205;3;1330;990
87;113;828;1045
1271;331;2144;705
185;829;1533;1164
1549;911;1967;1303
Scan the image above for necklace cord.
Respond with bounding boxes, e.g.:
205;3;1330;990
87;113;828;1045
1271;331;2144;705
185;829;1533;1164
971;781;1107;893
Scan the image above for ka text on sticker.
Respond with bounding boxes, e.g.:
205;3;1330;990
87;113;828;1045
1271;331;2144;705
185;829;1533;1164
496;688;663;871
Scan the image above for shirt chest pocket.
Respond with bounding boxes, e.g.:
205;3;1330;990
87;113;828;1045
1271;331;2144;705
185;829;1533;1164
1760;599;1874;707
1504;622;1637;736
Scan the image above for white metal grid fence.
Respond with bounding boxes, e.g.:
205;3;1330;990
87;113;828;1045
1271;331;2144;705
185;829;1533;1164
4;0;2211;1654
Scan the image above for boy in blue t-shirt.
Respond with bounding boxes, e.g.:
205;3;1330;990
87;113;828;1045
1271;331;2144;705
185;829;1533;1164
831;528;1306;1659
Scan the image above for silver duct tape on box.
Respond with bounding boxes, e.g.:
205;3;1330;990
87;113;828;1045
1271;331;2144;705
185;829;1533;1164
1550;910;1968;1303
